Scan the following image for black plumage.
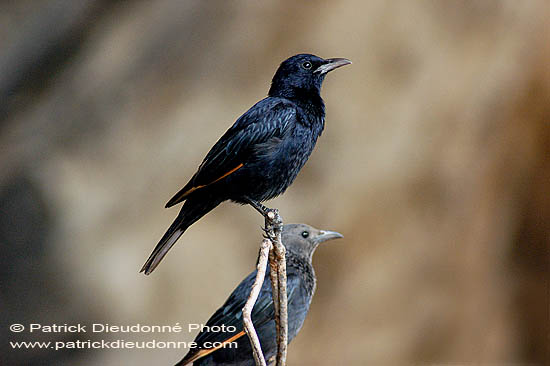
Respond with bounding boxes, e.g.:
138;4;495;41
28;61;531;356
176;224;343;366
141;54;351;274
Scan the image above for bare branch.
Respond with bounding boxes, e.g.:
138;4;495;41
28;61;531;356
268;249;280;328
268;211;288;366
243;238;272;366
245;208;288;366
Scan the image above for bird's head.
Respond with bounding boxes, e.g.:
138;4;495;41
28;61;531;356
268;54;351;99
282;223;343;261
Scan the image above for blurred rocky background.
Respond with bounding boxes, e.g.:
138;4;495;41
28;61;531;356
1;1;549;365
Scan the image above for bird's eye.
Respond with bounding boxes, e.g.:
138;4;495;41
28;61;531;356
302;61;312;70
301;231;309;238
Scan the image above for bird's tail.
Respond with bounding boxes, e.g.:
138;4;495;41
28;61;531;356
140;198;221;275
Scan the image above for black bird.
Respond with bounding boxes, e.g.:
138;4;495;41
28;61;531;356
141;54;351;274
175;223;343;366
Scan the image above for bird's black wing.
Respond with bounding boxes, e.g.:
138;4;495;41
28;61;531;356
166;98;297;207
178;268;300;365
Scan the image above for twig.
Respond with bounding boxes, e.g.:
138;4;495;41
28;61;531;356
268;248;280;335
244;209;288;366
273;242;287;365
267;211;287;366
243;238;272;366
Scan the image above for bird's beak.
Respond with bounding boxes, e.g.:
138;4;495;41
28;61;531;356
314;58;352;74
314;230;344;244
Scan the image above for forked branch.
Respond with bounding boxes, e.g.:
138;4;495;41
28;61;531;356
243;209;288;366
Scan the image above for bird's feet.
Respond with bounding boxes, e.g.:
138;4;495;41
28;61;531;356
264;209;283;244
244;197;282;241
246;197;273;219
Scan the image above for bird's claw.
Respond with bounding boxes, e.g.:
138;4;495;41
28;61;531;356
262;208;283;242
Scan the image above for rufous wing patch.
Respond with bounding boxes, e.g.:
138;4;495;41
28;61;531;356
181;330;245;365
166;163;244;207
206;163;244;186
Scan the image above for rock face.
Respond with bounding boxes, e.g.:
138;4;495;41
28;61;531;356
1;1;548;365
